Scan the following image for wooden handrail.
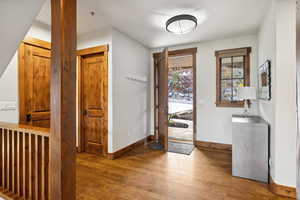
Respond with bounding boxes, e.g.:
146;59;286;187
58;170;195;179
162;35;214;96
0;122;50;200
0;122;49;137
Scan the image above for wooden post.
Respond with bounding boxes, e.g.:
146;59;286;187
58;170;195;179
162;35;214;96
50;0;77;199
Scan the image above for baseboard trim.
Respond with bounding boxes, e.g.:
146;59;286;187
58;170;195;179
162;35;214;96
269;176;296;199
195;140;232;154
107;135;153;160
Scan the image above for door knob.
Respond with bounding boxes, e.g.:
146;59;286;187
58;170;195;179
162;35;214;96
26;114;32;122
83;110;87;115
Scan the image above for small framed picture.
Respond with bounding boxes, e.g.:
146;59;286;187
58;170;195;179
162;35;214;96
258;60;271;100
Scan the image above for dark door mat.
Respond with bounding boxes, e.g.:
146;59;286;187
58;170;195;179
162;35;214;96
148;141;164;151
168;142;194;155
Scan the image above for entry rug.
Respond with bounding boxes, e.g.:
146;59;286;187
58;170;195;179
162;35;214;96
168;142;194;155
148;141;164;151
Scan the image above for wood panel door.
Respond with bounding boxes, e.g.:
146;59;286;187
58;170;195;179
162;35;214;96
81;52;108;154
157;48;169;151
19;39;51;128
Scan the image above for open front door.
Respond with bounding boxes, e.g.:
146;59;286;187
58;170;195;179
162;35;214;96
157;48;169;151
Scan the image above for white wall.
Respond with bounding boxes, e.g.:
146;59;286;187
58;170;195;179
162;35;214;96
77;27;114;151
77;28;112;50
0;52;19;123
258;0;297;187
26;21;51;42
151;35;258;145
0;22;51;124
258;0;276;182
78;28;151;153
273;0;297;187
111;29;151;152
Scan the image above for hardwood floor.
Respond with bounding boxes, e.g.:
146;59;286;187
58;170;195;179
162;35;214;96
76;145;292;200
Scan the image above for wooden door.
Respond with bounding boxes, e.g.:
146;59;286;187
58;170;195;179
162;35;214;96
81;52;107;154
157;48;169;151
19;39;51;128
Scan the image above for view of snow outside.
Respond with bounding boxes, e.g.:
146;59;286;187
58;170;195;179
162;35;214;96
168;68;193;114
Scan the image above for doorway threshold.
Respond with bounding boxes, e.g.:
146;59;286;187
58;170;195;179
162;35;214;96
168;137;193;144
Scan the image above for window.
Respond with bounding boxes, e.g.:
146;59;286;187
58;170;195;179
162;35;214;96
215;47;251;107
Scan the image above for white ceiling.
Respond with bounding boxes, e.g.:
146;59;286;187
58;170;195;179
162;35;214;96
36;0;271;48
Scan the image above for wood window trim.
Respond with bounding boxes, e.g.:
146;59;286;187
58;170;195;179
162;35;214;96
77;44;109;156
215;47;251;108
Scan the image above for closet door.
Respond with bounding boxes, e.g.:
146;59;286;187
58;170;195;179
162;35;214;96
19;40;51;128
81;53;107;154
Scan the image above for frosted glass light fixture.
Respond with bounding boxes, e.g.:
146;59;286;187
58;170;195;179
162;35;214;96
166;14;197;34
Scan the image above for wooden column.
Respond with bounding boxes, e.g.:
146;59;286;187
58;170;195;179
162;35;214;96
50;0;77;200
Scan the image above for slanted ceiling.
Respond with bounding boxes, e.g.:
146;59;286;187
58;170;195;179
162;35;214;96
0;0;45;77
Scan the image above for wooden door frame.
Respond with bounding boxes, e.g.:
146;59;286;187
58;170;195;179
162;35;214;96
18;37;52;125
77;45;109;156
153;47;198;145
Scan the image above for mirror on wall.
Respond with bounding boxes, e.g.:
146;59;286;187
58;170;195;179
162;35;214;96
258;60;271;100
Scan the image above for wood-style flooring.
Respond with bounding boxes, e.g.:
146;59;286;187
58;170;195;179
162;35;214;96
76;145;292;200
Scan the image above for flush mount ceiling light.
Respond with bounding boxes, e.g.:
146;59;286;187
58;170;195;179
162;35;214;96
166;14;197;34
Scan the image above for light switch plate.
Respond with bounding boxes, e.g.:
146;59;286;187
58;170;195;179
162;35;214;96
0;101;17;111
